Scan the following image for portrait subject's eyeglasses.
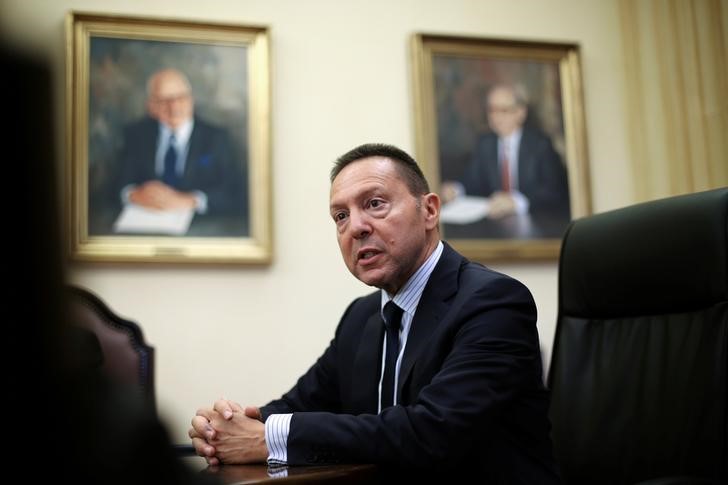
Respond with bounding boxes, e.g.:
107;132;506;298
151;92;191;105
487;104;519;115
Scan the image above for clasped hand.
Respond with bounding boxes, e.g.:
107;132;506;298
188;399;268;466
129;180;197;211
440;182;517;219
486;191;517;219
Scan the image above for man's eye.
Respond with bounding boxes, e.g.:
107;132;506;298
333;212;347;222
369;199;383;208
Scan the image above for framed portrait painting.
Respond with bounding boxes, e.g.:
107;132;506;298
66;12;271;264
411;34;591;261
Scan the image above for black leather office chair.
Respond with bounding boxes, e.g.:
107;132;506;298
547;188;728;485
66;285;156;411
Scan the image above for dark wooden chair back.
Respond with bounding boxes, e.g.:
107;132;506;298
66;285;155;411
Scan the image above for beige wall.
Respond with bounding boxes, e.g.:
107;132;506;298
1;0;631;442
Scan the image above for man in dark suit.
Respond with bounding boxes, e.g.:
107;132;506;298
115;68;247;228
188;143;561;483
443;83;570;232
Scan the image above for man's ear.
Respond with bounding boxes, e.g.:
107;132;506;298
422;192;441;230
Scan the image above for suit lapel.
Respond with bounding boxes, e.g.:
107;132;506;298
398;243;462;400
516;128;536;182
485;136;501;193
351;311;384;413
141;119;160;181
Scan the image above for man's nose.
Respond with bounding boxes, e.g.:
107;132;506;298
348;210;371;239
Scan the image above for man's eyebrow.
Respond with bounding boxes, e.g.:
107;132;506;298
332;178;389;200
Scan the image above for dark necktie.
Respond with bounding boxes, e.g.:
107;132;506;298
381;301;404;409
162;134;179;187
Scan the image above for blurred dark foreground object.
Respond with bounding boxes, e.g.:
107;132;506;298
3;42;216;485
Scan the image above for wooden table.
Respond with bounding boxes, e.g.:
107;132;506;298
180;455;378;484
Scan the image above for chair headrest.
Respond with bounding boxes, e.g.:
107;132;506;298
559;188;728;318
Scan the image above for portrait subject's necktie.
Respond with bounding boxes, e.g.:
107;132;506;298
500;141;511;192
162;134;179;187
381;301;404;410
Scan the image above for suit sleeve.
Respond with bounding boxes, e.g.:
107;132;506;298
462;136;499;197
519;131;570;220
115;120;157;198
284;274;544;468
188;124;248;218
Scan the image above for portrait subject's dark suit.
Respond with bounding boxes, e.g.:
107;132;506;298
463;126;570;222
116;116;247;217
260;242;561;484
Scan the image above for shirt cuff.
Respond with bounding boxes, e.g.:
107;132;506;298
264;413;292;466
192;190;208;214
510;190;530;215
121;184;136;204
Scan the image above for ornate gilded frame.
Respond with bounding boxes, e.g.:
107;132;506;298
66;12;272;264
411;34;591;261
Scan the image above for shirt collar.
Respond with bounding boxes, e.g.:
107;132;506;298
160;118;194;146
380;240;444;318
501;128;523;154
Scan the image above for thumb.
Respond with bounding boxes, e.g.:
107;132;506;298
244;406;262;421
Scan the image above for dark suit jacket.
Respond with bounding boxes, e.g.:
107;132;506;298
260;242;561;484
117;116;247;216
463;126;570;222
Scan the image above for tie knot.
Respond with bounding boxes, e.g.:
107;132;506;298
382;301;403;331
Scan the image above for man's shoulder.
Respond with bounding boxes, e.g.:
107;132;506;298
346;290;380;315
462;259;525;286
455;254;533;302
521;125;556;147
333;291;380;339
474;131;498;148
425;242;528;300
192;116;228;136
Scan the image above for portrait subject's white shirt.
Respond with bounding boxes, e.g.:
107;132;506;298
499;129;529;215
155;120;193;176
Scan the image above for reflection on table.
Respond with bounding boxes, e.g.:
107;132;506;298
179;455;378;484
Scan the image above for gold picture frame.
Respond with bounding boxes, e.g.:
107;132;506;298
411;34;591;261
66;12;272;264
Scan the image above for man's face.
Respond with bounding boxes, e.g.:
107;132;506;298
147;72;194;130
486;86;527;138
330;157;439;295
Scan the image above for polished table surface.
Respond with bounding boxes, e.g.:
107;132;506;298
181;455;378;484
